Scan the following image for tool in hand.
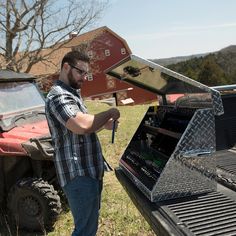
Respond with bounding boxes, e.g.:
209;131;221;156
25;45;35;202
111;120;116;144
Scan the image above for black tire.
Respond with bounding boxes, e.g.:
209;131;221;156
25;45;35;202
7;178;62;231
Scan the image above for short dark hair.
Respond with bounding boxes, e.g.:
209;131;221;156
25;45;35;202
61;50;90;69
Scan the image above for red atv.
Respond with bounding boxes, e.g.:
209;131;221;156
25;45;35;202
0;70;61;231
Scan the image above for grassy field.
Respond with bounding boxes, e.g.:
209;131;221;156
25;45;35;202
1;101;156;236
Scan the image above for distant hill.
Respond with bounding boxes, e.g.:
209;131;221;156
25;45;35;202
218;45;236;54
151;53;208;66
156;45;236;86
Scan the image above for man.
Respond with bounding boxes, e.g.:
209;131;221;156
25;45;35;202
45;50;120;236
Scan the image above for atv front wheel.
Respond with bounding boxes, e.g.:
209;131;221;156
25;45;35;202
7;178;62;231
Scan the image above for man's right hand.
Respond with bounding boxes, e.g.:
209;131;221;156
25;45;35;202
66;107;120;134
104;118;119;131
108;108;120;121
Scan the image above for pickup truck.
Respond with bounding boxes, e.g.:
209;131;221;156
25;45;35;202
106;55;236;236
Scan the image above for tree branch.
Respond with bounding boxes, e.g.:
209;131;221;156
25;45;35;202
1;0;109;72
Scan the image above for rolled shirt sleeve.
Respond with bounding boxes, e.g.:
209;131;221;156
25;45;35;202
48;93;81;126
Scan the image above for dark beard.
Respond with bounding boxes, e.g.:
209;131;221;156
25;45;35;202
68;69;80;89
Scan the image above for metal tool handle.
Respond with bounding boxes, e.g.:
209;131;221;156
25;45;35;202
111;120;116;143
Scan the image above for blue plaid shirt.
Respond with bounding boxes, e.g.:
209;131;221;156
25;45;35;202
45;80;104;187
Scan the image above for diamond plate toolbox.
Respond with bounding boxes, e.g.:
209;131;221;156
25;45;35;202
106;54;224;202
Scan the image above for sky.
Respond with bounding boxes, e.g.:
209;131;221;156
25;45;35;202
97;0;236;59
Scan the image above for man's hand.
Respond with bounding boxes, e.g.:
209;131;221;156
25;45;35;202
104;118;119;130
108;108;120;121
66;107;120;134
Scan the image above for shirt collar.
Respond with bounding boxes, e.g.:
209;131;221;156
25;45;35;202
56;80;81;96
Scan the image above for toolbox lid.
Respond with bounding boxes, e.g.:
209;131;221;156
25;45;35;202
105;54;224;115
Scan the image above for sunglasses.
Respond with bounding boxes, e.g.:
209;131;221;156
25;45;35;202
69;64;88;77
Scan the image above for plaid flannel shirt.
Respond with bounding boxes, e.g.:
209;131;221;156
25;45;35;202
45;80;104;187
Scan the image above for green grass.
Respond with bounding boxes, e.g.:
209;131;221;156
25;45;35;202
49;101;155;236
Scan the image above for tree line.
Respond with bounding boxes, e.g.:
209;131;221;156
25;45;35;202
167;47;236;86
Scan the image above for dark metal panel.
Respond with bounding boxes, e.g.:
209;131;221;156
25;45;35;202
165;192;236;236
216;94;236;150
0;70;35;82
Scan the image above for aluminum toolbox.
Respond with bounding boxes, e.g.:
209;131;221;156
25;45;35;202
106;55;236;235
106;54;225;202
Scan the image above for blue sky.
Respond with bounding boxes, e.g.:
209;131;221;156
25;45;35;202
97;0;236;59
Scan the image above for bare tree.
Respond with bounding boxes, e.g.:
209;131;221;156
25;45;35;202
0;0;109;72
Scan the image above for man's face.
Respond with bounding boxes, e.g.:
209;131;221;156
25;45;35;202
67;60;89;89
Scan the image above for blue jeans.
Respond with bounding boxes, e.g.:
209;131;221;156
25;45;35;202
62;176;103;236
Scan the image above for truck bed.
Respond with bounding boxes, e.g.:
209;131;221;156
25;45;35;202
115;148;236;236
